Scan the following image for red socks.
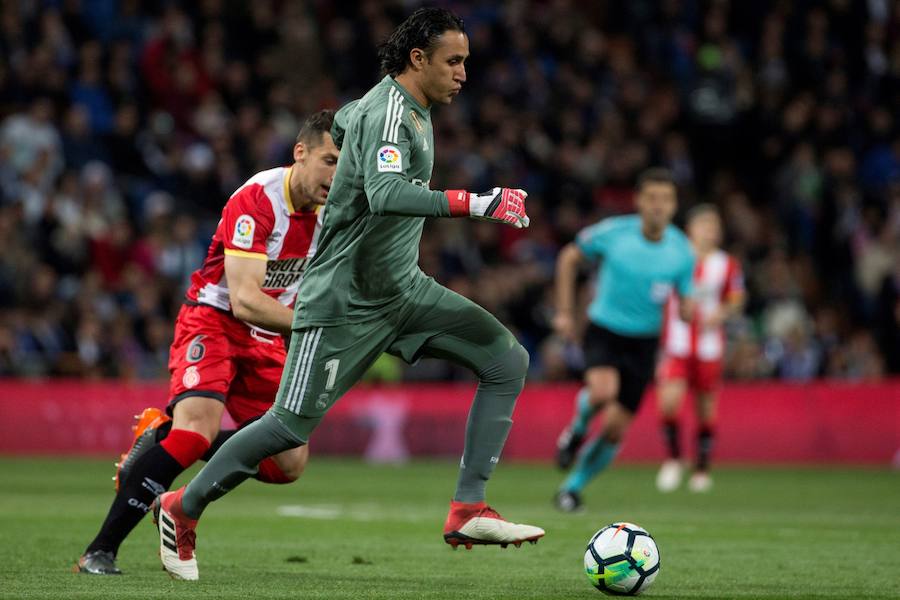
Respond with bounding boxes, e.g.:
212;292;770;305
160;429;211;468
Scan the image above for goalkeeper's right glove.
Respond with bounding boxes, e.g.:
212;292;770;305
445;188;530;228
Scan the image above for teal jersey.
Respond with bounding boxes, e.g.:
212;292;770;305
296;76;451;327
576;215;695;337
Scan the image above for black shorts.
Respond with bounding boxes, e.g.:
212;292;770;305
583;323;659;413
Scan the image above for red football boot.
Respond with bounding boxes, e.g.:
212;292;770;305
443;500;545;550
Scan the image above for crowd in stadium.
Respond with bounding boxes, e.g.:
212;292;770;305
0;1;897;381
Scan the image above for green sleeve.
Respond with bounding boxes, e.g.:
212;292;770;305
361;118;450;218
330;100;360;150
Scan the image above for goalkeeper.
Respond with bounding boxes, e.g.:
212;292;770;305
152;7;543;580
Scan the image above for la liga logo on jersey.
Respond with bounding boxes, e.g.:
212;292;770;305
377;145;402;172
232;214;255;249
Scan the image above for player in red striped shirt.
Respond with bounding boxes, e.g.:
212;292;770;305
77;111;339;575
655;204;745;493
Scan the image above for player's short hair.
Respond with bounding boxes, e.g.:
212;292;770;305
377;8;466;76
295;110;335;147
636;167;676;191
686;203;720;224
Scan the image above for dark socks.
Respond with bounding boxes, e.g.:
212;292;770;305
662;418;680;460
85;428;212;556
85;444;185;555
696;424;715;472
201;429;238;462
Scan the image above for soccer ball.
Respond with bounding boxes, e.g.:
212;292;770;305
583;522;660;595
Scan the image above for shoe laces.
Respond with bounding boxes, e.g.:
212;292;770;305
168;492;197;554
177;526;196;555
478;505;503;520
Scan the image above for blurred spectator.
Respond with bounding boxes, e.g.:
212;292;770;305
0;1;897;381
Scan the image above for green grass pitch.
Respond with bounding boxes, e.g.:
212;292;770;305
1;457;898;599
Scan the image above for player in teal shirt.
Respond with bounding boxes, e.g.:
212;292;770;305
579;215;694;335
552;168;695;512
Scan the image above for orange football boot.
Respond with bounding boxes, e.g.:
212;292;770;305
113;408;172;491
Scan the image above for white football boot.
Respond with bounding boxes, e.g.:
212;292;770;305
443;501;545;549
688;471;713;493
152;487;199;580
656;459;684;492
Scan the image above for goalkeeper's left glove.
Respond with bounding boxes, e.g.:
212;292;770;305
445;188;530;228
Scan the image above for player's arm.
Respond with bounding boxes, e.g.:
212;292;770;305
367;174;530;229
553;219;616;340
359;111;528;227
678;296;695;323
552;242;584;342
720;289;745;319
676;252;696;323
364;163;452;217
705;259;746;328
224;253;293;335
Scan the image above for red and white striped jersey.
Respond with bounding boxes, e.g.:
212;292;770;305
662;249;743;361
185;166;320;320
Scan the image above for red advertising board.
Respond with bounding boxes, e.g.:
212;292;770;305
0;380;896;463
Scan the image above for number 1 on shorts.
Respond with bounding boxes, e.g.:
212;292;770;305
324;358;340;391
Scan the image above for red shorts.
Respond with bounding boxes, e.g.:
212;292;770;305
657;354;722;393
167;304;286;426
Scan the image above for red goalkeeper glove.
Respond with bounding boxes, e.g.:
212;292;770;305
445;188;530;228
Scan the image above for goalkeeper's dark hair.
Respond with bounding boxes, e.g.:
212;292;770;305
295;109;335;147
636;167;676;191
378;8;465;76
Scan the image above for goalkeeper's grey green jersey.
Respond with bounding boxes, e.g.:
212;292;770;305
295;76;452;327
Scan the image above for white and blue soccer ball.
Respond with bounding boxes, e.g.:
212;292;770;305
584;522;660;595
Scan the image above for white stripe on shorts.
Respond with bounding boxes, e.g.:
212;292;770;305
283;330;313;413
285;327;322;414
294;327;322;413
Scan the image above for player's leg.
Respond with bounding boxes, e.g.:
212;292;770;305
155;323;391;579
689;360;721;492
392;283;543;547
152;410;299;580
225;339;310;485
557;333;657;511
114;408;172;493
555;387;591;467
262;445;309;482
177;323;387;516
76;408;170;574
556;324;619;469
78;306;232;574
556;366;622;511
655;356;688;492
78;396;221;574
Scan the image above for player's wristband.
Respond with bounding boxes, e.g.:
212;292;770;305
445;190;470;217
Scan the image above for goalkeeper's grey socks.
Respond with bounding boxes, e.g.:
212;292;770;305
453;344;529;503
181;411;304;519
